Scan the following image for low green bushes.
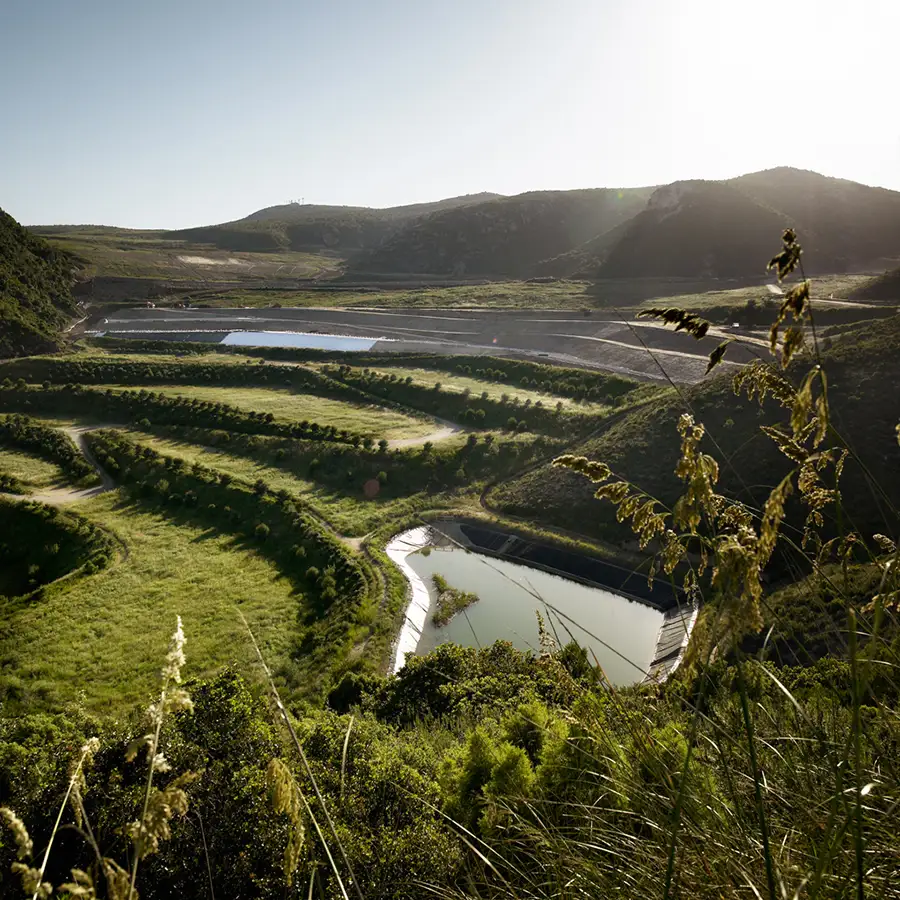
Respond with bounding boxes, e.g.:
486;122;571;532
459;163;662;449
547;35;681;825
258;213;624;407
0;498;113;597
0;414;94;481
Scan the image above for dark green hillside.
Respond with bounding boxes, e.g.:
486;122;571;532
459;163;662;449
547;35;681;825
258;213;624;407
595;179;792;280
0;207;79;357
493;313;900;549
354;188;654;277
731;167;900;269
849;265;900;302
165;194;502;253
592;168;900;280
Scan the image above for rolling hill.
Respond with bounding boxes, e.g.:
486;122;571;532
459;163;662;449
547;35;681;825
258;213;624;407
164;193;502;254
0;207;79;358
849;265;900;302
351;188;656;277
590;168;900;280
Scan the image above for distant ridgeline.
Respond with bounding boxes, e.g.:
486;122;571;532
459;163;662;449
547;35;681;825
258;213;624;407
0;207;79;357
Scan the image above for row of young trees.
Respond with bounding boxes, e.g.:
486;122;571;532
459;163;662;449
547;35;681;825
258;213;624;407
87;337;644;405
147;422;555;499
0;357;379;409
322;365;592;436
0;383;365;445
0;413;95;481
0;498;114;597
85;430;370;636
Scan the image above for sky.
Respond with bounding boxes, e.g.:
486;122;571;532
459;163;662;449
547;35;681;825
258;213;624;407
2;0;899;229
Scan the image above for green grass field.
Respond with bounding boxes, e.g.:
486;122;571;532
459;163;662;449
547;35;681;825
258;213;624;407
0;489;300;714
35;229;343;281
0;447;69;491
95;383;436;438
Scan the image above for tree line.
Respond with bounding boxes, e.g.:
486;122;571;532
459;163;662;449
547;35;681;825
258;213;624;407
85;430;372;684
0;498;114;598
0;413;95;481
0;383;365;445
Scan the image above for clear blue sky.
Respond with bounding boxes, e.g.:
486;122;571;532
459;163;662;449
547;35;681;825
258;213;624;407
2;0;898;228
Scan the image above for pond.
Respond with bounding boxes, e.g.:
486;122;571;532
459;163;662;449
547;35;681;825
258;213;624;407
403;543;664;686
220;331;380;351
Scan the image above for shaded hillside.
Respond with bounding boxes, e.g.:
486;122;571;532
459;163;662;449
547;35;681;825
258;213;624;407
353;188;655;277
493;313;900;552
165;193;502;253
592;169;900;280
849;266;900;302
0;207;78;358
732;168;900;269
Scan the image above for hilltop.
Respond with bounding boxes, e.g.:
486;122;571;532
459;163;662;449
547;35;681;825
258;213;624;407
164;193;503;253
590;168;900;280
0;207;79;358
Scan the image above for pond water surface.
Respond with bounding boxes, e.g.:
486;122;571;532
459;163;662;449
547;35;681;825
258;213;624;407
220;331;380;350
407;546;663;685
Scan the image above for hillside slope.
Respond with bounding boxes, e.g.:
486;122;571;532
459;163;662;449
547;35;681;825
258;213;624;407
0;207;78;358
493;313;900;551
165;193;502;253
592;168;900;280
849;266;900;302
353;188;655;277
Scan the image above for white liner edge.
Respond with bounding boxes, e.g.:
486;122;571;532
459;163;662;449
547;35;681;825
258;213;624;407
386;526;435;673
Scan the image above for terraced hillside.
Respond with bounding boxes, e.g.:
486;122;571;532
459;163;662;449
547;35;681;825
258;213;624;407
0;346;655;713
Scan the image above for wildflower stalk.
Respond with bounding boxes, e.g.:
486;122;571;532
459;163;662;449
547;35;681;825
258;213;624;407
127;615;192;900
31;738;100;900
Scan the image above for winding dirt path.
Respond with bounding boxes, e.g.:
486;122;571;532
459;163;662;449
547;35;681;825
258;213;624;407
388;419;462;449
1;425;117;506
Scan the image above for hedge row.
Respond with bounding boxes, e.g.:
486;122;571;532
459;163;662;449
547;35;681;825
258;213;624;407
148;422;556;498
322;365;593;436
0;357;380;411
0;384;363;445
0;413;94;481
85;430;369;630
87;336;644;401
0;498;114;597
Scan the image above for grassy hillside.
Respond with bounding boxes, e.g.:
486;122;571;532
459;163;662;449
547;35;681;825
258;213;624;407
849;265;900;302
0;208;78;357
353;188;655;277
492;312;900;550
165;193;502;253
592;168;900;280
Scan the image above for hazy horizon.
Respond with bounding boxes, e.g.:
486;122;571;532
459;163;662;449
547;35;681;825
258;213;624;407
2;0;899;229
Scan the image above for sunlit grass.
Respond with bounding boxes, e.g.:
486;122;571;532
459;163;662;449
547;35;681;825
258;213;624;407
0;489;299;715
94;383;436;438
0;447;69;491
